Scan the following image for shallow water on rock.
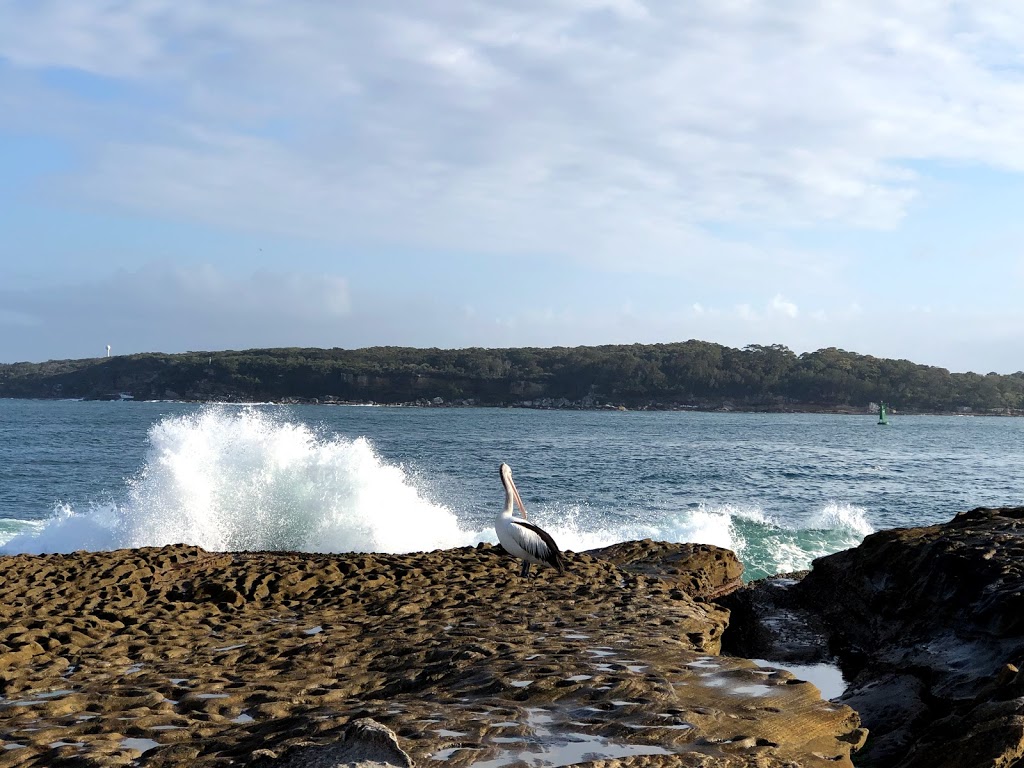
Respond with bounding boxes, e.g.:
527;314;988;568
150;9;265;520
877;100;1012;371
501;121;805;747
0;542;864;767
120;737;161;754
430;707;674;767
752;658;848;700
2;689;74;707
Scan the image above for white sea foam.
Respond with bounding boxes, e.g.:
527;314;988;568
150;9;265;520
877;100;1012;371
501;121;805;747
534;500;872;580
0;518;44;537
729;501;874;578
806;500;875;536
513;501;744;555
2;407;479;555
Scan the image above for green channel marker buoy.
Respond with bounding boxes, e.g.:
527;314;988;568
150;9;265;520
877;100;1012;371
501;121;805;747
878;402;889;426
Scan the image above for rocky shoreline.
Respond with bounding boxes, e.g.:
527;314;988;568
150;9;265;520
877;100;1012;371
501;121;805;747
1;509;1021;767
64;394;1024;417
721;506;1024;767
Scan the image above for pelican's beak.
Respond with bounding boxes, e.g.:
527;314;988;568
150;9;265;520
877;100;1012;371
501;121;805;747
510;478;528;519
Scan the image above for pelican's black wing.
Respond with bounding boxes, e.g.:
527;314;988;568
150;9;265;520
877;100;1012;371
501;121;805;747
512;519;566;574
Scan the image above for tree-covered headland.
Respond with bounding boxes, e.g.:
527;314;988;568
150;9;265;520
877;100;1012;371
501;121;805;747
1;341;1022;414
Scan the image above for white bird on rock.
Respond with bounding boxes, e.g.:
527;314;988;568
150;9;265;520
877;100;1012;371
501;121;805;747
494;462;565;578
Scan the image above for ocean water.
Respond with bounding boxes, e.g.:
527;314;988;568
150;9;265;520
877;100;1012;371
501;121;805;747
1;400;1022;580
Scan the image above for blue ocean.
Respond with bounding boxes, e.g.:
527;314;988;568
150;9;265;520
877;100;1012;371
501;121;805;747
1;399;1022;580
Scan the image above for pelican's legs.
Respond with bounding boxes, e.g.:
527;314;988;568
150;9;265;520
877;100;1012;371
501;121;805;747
520;561;531;578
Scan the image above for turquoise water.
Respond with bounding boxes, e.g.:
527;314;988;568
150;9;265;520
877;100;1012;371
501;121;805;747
1;400;1022;580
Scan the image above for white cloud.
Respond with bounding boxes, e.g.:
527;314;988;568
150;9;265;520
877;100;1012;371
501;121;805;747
6;3;1024;371
4;1;1024;276
770;294;799;319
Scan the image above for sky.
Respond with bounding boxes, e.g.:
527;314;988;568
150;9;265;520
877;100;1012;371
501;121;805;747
2;2;1024;372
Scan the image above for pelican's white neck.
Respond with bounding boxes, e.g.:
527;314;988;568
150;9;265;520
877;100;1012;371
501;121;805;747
499;464;523;519
500;475;515;518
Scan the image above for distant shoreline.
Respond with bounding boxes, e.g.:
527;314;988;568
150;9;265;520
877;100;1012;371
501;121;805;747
4;394;1015;417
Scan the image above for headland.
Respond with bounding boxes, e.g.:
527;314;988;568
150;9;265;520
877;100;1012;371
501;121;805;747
3;341;1022;416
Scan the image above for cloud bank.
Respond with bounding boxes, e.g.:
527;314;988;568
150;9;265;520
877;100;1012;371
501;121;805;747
3;1;1024;269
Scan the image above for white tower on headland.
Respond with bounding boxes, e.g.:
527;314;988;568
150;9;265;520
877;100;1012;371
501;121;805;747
106;344;111;358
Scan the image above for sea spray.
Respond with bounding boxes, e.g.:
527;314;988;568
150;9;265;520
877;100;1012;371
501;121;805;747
536;502;741;555
806;500;875;536
2;407;480;555
729;501;874;579
508;501;872;581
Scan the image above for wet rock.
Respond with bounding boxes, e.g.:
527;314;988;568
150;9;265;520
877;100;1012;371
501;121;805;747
717;574;832;663
899;698;1024;768
728;506;1024;767
145;744;202;766
0;542;858;767
835;671;928;764
586;540;744;599
247;718;413;768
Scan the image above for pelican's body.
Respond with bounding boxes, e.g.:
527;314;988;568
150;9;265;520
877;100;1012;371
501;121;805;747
495;463;565;577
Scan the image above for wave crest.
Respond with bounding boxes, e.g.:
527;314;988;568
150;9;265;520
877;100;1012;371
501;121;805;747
3;407;477;555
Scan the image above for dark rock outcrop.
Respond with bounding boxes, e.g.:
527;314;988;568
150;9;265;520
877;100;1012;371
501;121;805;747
719;506;1024;767
717;573;831;663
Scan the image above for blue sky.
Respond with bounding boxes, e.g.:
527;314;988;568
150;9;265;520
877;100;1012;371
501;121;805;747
2;1;1024;372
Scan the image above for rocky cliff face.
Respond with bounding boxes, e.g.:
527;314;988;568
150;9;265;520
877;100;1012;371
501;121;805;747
720;506;1024;767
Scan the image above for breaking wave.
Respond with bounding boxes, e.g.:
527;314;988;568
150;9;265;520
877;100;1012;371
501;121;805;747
2;408;478;555
532;500;873;581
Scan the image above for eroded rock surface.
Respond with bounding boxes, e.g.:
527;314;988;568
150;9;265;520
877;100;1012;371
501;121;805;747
721;506;1024;768
587;540;744;600
247;717;413;768
0;542;861;767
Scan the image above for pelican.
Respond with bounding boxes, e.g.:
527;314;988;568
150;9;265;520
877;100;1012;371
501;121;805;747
495;463;565;577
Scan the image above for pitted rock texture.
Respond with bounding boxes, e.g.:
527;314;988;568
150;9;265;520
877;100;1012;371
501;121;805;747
247;717;413;768
587;541;744;600
0;542;861;767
